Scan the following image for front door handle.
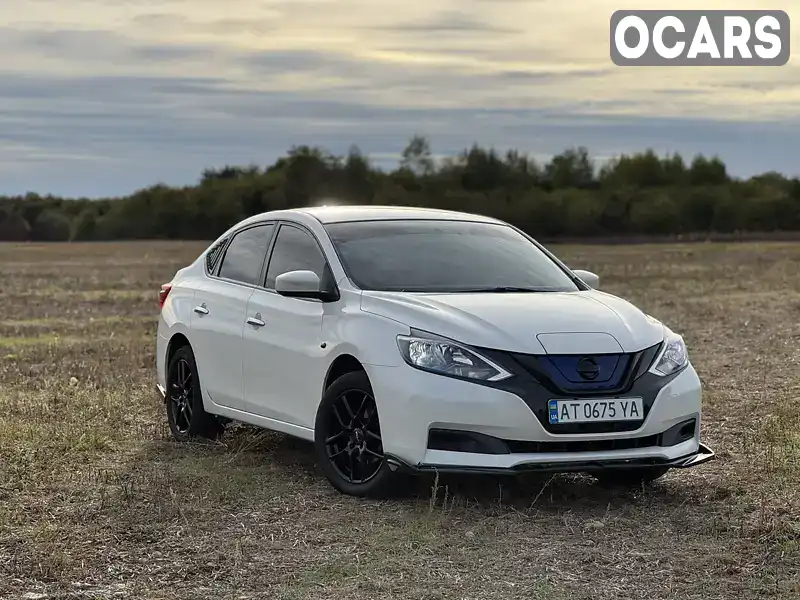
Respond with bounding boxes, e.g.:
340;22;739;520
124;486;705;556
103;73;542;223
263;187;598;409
246;314;265;328
193;304;209;315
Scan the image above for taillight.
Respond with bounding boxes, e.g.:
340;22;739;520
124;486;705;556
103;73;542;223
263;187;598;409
159;283;173;310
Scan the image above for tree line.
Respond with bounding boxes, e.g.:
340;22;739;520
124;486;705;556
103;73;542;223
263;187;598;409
1;136;798;242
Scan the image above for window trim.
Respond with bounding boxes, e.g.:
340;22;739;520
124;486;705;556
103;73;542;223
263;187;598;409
207;220;278;289
204;218;341;302
261;221;340;302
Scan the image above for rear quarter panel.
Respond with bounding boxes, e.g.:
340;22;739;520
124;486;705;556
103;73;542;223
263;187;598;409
156;268;203;388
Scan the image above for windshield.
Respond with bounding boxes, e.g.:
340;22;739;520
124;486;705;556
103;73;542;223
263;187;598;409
324;219;581;293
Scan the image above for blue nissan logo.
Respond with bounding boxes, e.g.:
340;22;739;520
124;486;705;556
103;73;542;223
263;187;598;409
576;357;600;380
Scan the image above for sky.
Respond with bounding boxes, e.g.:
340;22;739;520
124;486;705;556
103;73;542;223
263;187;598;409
0;0;798;198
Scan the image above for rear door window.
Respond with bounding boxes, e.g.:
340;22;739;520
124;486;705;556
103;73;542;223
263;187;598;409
217;224;275;285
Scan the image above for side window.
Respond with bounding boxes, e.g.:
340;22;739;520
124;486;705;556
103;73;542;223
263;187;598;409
265;225;329;289
205;237;228;274
217;224;275;285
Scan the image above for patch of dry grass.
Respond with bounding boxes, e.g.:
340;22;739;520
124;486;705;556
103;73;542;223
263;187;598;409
0;240;798;599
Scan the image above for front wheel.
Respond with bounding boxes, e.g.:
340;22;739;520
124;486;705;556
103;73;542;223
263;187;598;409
591;466;670;487
314;370;397;497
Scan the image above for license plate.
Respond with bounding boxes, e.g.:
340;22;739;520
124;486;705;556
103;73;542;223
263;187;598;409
548;397;644;424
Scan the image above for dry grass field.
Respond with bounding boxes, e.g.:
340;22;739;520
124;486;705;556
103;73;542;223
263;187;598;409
0;240;798;600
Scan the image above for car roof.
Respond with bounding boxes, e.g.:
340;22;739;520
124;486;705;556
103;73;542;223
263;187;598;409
287;205;504;225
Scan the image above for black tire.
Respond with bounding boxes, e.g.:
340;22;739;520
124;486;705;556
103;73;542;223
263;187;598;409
591;466;670;487
314;370;397;497
165;344;224;441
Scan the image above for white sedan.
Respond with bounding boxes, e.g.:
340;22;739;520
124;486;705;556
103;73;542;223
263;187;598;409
155;206;715;496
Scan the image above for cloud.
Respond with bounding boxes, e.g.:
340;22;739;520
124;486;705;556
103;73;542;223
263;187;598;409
0;26;226;64
1;68;797;194
0;0;798;196
370;10;521;34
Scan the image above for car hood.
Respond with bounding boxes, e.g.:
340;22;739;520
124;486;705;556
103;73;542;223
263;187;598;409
359;289;665;355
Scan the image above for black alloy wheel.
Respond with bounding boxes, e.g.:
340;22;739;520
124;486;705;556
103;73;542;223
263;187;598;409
169;357;194;434
324;389;384;484
314;370;398;497
165;344;224;441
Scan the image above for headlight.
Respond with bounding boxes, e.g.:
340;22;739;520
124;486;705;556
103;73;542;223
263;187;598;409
396;331;512;382
651;331;689;376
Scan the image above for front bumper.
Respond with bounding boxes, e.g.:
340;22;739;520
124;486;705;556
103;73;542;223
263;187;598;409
366;361;715;474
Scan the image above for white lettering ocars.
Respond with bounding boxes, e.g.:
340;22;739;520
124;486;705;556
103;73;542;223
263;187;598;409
613;13;784;61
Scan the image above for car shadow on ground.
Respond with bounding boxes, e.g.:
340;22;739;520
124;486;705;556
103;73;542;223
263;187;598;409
145;421;710;516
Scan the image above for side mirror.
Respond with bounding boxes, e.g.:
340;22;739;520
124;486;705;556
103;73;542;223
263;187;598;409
572;269;599;289
275;270;337;301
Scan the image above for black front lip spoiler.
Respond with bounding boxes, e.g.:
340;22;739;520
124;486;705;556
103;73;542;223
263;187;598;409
385;442;716;476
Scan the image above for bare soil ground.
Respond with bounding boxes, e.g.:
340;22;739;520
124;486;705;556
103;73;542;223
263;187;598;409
0;240;798;600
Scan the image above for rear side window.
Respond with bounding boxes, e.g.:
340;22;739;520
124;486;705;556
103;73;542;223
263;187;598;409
265;225;329;289
205;237;228;273
217;224;275;285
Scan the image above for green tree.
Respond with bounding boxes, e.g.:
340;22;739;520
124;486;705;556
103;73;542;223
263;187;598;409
0;137;796;243
544;147;595;189
400;135;435;176
71;207;98;241
689;155;728;186
0;208;30;241
30;209;71;241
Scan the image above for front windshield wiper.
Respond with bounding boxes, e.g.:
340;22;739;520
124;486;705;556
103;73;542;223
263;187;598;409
460;286;557;293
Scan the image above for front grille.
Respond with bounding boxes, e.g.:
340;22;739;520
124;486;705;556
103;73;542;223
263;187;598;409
508;342;663;397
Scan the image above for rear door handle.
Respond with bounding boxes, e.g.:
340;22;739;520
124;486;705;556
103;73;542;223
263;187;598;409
193;304;209;315
246;314;265;328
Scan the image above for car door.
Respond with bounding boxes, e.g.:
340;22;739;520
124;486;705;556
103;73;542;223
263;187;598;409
242;222;330;427
190;222;276;412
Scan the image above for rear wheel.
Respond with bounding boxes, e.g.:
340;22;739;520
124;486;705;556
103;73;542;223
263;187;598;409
314;370;397;497
166;345;224;441
591;466;669;487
